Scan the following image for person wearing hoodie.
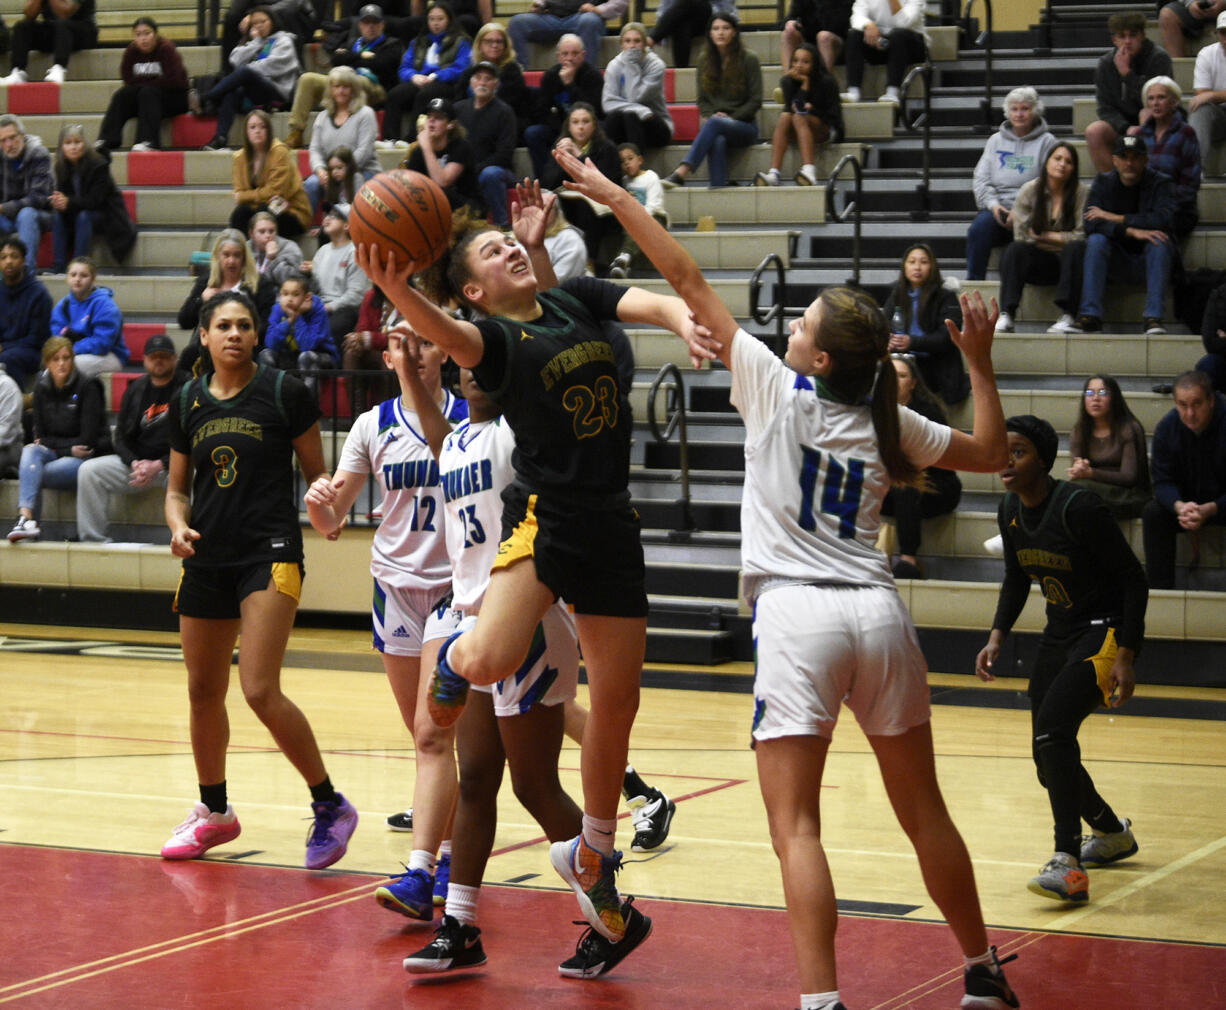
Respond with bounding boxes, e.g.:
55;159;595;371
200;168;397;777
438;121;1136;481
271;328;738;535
601;23;674;155
97;16;190;154
1085;12;1174;173
0;235;52;388
50;257;127;380
0;114;54;274
259;273;340;389
965;87;1056;281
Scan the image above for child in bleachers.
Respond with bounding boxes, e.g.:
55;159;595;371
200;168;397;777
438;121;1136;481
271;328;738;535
755;43;842;188
260;273;339;394
322;146;360;213
302;204;368;341
49;125;137;274
50;257;128;381
609;143;665;279
248;211;304;287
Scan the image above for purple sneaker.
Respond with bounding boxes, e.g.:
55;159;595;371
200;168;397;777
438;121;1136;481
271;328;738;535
305;793;358;870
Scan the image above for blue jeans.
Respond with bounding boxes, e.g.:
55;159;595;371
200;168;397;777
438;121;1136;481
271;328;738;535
479;166;517;226
53;208;103;272
304;168;375;216
681;116;758;187
507;12;606;67
1079;231;1172;320
0;207;51;272
19;443;84;514
965;208;1013;281
524;123;555;180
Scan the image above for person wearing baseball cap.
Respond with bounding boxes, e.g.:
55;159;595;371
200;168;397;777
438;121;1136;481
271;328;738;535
454;59;520;227
400;92;477;211
76;332;186;542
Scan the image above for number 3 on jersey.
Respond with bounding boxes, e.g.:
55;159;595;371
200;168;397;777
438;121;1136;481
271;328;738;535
212;445;238;488
798;446;864;539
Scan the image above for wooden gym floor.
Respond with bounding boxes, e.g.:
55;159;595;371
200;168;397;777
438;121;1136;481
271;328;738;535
2;622;1225;1008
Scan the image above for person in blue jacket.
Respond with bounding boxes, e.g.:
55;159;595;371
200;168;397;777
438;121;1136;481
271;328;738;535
0;235;52;389
50;257;128;381
259;273;338;395
379;2;472;143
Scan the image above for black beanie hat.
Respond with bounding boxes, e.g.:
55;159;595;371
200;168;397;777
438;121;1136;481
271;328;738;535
1006;414;1058;472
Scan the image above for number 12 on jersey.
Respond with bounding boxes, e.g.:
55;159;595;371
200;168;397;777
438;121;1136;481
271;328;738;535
798;446;865;540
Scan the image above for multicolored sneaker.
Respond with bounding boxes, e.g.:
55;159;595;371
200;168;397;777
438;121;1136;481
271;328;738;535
160;802;241;860
550;835;626;941
962;945;1020;1009
427;630;470;729
628;789;676;852
433;853;450;906
403;915;487;973
304;794;358;870
375;867;435;920
1080;817;1138;867
558;897;652;979
1027;852;1088;902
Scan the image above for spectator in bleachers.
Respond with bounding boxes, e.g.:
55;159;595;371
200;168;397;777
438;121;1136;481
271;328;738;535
881;243;968;406
1067;374;1152;519
602;23;674;155
660;14;761;189
609;142;665;277
1085;12;1173;174
303;68;381;215
455;22;533;139
0;114;53;274
1197;274;1226;390
219;0;318;72
455;62;519;227
840;0;926;106
996;143;1087;335
302;204;367;340
322;145;361;209
401;97;477;211
0;235;51;388
965;87;1056;281
1143;369;1226;588
508;0;627;72
249;211;304;287
781;0;852;76
50;257;127;380
341;284;394;416
202;7;302;153
755;42;843;187
96;17;189;155
1;0;96;85
1188;12;1226;174
178;229;277;345
286;5;403;150
648;0;731;71
1159;0;1226;60
0;363;22;478
260;273;340;395
1074;134;1176;334
541;102;623;269
49;124;138;274
230;109;312;238
75;332;184;542
378;2;472;146
879;352;961;580
7;336;110;543
1140;76;1201;238
542;193;590;279
523;33;604;177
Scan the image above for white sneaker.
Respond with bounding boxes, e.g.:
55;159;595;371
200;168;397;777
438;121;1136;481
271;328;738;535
1046;313;1077;334
754;170;780;187
7;516;40;542
608;252;631;279
2;68;28;85
839;88;862;103
374;139;396;150
794;164;818;186
878;91;900;105
995;311;1014;333
43;64;66;84
983;534;1004;557
130;141;155;152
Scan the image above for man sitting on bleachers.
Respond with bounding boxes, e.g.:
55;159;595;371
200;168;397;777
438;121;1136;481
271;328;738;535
1159;0;1226;60
0;363;23;478
1143;370;1226;589
75;334;184;543
839;0;927;106
1189;12;1226;174
524;34;605;177
0;114;53;275
509;0;627;73
0;235;52;389
455;61;519;228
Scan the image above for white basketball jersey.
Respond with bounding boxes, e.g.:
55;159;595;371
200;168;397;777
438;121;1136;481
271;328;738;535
438;416;516;610
729;329;950;600
338;392;466;589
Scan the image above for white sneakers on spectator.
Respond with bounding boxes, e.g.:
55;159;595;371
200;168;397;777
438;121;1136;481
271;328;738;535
840;86;862;102
44;64;66;83
754;169;781;187
8;516;40;543
2;68;28;85
995;311;1014;333
131;142;155;152
374;139;409;150
794;163;818;186
608;252;631;279
1047;313;1077;334
878;87;901;105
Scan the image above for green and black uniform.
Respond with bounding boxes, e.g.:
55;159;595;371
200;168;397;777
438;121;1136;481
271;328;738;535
991;479;1148;857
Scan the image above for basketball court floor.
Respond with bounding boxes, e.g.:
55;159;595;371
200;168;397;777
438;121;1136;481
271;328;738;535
3;623;1224;1008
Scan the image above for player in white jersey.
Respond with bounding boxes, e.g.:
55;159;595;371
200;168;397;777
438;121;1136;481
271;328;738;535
555;148;1021;1010
305;323;467;921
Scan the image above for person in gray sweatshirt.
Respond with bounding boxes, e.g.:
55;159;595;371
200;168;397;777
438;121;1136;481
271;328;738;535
304;204;369;340
965;86;1057;280
601;22;674;154
0;115;53;274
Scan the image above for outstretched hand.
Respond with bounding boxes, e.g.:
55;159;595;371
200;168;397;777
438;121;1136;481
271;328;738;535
553;147;622;206
945;290;998;365
511;178;556;250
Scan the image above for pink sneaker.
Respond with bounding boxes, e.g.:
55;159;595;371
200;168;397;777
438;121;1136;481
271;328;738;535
161;802;241;860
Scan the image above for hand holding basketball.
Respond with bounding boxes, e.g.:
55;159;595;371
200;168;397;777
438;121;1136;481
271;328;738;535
349;170;452;273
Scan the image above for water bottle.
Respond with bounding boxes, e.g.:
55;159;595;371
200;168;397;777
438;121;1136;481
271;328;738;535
891;307;904;335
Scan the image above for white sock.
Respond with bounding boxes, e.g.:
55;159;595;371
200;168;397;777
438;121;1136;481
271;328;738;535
965;948;999;974
801;163;816;179
581;813;618;856
438;839;452;859
801;991;842;1010
408;848;436;875
445;882;480;925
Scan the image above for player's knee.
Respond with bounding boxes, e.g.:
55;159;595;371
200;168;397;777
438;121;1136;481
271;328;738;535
413;714;455;754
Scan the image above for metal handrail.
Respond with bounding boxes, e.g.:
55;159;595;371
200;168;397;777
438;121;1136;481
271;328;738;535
646;363;694;536
899;61;933;221
963;0;995;134
825;153;863;287
749;251;788;351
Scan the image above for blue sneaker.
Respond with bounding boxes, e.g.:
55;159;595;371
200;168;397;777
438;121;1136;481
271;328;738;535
427;630;470;729
433;853;450;906
304;793;358;870
375;867;435;920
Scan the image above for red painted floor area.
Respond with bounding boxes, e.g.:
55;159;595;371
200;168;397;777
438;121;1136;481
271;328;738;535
3;845;1223;1009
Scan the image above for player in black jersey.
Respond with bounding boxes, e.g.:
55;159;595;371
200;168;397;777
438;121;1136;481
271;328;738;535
161;291;359;870
976;415;1147;904
357;184;700;976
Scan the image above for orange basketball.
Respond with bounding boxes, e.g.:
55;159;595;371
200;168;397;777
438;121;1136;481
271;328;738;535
350;169;452;270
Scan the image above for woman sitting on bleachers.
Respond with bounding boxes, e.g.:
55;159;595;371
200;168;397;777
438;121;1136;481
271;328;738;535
379;1;472;146
178;229;277;355
602;22;674;155
49;125;137;275
995;142;1087;335
304;67;380;216
96;17;189;155
1140;76;1201;240
453;22;532;139
231;109;312;238
50;257;128;381
1067;374;1151;519
7;337;111;545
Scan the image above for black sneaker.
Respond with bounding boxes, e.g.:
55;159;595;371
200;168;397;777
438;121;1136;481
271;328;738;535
628;788;676;852
1074;314;1102;333
403;915;487;973
962;946;1019;1009
558;897;652;979
385;809;413;832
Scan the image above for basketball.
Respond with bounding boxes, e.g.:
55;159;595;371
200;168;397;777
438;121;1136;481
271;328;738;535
350;169;452;270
